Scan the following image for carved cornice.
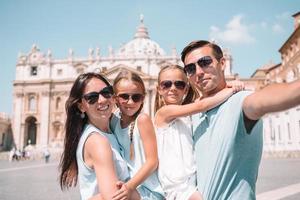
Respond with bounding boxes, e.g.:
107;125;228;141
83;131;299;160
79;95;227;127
41;91;51;96
51;91;69;96
15;92;24;98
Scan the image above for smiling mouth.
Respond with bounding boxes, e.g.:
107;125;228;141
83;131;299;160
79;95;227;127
97;105;109;111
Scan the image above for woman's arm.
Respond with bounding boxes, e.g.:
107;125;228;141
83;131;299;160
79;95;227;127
124;113;159;191
85;134;119;200
155;87;235;126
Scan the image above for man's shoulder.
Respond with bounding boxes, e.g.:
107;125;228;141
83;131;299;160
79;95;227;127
224;90;253;106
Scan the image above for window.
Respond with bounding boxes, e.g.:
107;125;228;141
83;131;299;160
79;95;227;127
137;66;142;71
28;96;36;111
1;133;4;146
57;69;62;76
278;125;281;140
269;118;275;141
287;123;291;140
77;68;84;74
30;66;38;76
56;97;61;110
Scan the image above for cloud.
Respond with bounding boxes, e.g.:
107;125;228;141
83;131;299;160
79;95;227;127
276;12;290;21
209;15;255;45
271;11;290;34
260;21;267;29
272;23;284;34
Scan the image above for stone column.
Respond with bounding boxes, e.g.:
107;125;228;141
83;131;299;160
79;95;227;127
13;93;24;149
40;91;50;147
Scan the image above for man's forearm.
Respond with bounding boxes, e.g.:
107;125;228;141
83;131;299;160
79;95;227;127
243;79;300;120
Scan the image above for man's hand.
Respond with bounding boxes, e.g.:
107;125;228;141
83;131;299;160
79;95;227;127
227;80;245;93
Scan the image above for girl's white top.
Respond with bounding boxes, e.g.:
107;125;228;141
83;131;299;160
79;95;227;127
155;116;196;193
76;123;130;200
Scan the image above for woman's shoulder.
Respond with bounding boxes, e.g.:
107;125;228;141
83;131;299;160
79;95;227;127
85;132;111;152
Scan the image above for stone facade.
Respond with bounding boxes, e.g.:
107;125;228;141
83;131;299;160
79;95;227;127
0;112;13;151
247;12;300;155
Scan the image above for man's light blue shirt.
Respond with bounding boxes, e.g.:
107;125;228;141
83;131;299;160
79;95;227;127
192;91;263;200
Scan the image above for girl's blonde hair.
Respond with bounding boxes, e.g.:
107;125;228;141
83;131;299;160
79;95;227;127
113;69;146;160
154;65;200;113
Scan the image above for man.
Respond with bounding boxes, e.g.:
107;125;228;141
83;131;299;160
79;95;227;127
181;40;300;200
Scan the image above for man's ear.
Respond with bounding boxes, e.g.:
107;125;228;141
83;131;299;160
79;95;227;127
219;57;226;71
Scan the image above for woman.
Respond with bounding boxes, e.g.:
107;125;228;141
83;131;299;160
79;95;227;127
59;72;140;200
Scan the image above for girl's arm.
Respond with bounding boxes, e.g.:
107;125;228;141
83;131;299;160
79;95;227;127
124;113;159;192
85;133;120;200
155;87;235;127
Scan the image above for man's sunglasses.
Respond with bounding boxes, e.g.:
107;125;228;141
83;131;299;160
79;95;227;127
82;85;113;104
159;80;187;90
184;56;213;76
117;93;144;103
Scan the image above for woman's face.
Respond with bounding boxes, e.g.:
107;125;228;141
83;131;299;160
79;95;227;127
115;79;144;117
79;77;114;122
158;69;188;105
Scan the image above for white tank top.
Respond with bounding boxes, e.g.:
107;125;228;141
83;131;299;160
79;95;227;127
76;123;130;200
155;116;196;191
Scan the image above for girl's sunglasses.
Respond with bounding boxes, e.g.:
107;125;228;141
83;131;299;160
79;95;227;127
184;56;213;75
82;85;113;104
159;80;187;90
117;93;144;103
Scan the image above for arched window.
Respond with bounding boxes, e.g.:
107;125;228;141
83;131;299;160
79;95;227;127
25;116;37;146
56;97;61;110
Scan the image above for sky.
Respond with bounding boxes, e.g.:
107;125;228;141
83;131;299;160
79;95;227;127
0;0;299;115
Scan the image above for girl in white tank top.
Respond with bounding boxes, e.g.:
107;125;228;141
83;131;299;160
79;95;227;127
154;65;242;200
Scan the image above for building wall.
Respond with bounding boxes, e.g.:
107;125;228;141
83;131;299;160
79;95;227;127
246;13;300;154
0;112;13;151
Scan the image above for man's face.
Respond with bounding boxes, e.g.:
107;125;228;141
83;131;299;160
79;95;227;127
184;46;226;96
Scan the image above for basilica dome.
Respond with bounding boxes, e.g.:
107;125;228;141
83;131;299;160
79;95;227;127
117;16;165;57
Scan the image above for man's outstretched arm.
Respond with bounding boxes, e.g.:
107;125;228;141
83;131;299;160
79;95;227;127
243;79;300;121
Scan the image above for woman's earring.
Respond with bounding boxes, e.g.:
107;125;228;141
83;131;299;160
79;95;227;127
80;112;85;119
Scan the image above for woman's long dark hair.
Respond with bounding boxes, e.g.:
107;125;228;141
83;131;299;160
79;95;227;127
59;72;111;190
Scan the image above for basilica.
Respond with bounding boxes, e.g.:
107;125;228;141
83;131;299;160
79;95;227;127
6;13;300;156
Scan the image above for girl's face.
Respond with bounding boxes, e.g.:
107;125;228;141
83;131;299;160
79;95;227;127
115;79;144;117
158;69;188;105
79;77;114;122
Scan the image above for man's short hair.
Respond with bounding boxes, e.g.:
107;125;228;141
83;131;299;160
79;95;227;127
181;40;223;63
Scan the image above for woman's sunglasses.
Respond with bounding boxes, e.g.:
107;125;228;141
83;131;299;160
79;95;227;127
82;85;113;104
159;80;187;90
117;93;144;103
184;56;213;76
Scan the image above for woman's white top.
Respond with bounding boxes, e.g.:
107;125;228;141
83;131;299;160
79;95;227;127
76;123;130;200
155;116;196;193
